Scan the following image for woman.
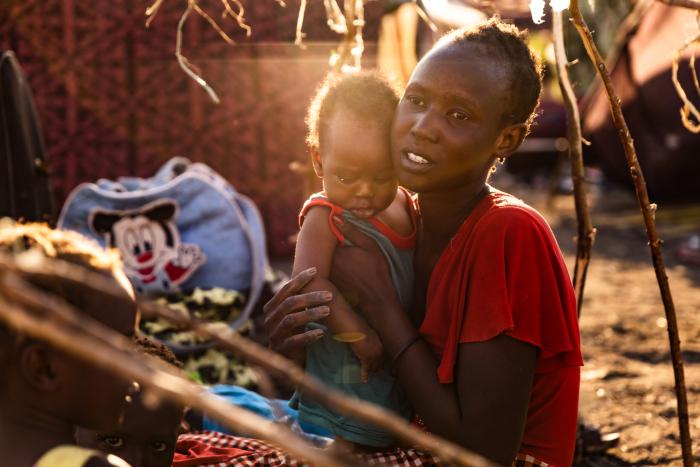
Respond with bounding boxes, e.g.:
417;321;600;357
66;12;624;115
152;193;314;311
264;18;582;466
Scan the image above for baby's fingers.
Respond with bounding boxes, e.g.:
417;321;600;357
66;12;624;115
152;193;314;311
360;363;370;384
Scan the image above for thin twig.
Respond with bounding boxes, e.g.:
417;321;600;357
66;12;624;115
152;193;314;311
295;0;308;46
413;0;439;32
145;0;166;27
191;0;236;45
221;0;252;37
0;254;496;467
0;273;354;467
329;0;365;73
552;10;596;316
175;3;221;104
690;44;700;94
146;0;255;104
569;2;694;465
671;19;700;133
324;0;348;34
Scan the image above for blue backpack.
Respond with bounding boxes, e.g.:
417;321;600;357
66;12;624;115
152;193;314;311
58;157;268;332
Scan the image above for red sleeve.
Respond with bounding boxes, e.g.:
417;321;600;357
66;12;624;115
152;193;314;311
434;206;582;382
298;192;345;243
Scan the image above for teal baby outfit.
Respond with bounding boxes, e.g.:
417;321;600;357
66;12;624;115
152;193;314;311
295;190;417;447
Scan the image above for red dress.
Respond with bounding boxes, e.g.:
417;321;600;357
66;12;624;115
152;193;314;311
419;191;583;467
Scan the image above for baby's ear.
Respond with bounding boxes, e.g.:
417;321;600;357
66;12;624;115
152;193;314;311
20;342;60;392
310;148;324;177
495;123;527;159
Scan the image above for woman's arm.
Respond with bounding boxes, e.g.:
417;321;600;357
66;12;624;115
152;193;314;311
331;218;537;464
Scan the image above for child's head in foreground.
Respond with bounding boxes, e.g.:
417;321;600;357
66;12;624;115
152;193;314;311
75;336;185;467
0;223;138;434
306;71;400;219
392;18;543;191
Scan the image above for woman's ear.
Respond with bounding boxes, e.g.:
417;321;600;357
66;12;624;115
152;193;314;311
310;148;324;177
495;123;527;159
20;342;60;392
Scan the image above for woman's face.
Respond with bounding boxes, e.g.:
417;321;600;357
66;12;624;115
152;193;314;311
391;43;513;194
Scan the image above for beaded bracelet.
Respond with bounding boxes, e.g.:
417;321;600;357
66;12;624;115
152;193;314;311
390;335;421;374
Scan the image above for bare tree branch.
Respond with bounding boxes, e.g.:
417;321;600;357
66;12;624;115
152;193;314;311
0;254;497;467
0;271;354;467
671;23;700;132
552;11;596;316
569;2;694;465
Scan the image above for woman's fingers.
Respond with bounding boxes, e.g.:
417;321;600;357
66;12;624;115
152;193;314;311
263;267;317;317
263;292;332;337
267;306;329;360
275;305;330;336
277;328;325;356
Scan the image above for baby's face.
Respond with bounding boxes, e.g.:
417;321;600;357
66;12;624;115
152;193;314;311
75;395;183;467
316;108;398;219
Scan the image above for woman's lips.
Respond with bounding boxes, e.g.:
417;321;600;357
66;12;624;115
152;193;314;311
400;150;434;173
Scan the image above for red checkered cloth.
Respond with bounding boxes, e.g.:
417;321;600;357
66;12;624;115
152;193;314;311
176;431;548;467
175;431;441;466
512;453;551;467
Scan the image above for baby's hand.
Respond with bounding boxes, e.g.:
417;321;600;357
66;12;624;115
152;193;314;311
350;330;384;383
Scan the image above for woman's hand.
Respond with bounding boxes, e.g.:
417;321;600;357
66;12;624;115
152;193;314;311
262;267;332;366
330;217;401;328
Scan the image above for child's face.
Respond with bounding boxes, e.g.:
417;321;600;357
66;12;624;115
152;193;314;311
75;395;183;467
391;43;519;194
314;108;398;219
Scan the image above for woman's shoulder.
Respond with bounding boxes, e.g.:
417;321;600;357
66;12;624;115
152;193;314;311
476;190;551;234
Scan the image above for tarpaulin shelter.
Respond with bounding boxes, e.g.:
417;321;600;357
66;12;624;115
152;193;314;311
583;2;700;202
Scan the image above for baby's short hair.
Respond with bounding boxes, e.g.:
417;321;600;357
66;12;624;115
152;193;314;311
306;71;400;152
435;17;544;131
133;334;181;369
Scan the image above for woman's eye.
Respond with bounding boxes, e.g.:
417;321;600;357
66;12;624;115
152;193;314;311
152;441;168;452
448;110;469;121
101;436;125;448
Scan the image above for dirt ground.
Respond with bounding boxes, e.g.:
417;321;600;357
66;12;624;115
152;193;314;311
505;177;700;466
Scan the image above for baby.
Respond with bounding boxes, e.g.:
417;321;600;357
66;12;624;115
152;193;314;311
292;71;416;448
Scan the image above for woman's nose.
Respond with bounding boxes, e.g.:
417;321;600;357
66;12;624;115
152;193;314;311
410;110;439;143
